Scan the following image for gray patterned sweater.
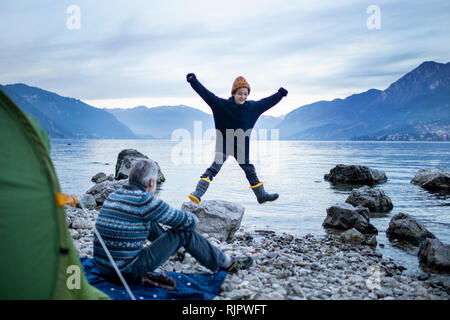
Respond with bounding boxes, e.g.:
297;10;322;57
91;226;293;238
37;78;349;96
93;182;198;274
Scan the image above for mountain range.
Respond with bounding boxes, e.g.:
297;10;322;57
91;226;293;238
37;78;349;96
107;105;283;139
107;105;215;139
275;61;450;140
0;83;136;139
1;60;449;141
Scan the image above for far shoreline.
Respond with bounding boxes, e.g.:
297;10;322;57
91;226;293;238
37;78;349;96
50;138;450;143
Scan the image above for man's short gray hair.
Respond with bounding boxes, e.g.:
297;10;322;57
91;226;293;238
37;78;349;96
128;159;158;187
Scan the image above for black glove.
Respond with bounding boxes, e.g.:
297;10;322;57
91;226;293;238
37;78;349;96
278;87;288;97
186;73;196;83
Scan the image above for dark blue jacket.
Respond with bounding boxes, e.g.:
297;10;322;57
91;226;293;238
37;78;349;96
188;75;287;161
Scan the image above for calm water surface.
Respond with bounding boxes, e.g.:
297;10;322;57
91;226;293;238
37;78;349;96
50;139;450;276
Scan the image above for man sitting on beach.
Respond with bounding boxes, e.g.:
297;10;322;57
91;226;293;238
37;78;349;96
93;159;253;283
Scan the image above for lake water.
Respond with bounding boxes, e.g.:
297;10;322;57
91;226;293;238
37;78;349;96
50;139;450;276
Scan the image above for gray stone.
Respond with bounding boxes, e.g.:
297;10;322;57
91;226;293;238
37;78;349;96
258;291;285;300
91;172;107;183
411;168;450;192
375;288;391;298
324;164;387;186
86;179;127;206
94;173;115;183
181;200;244;242
386;212;436;245
365;235;378;247
322;203;378;234
226;289;252;300
345;185;393;213
340;228;365;244
78;193;97;209
115;149;165;183
414;286;428;297
69;229;81;240
71;218;92;230
418;238;450;272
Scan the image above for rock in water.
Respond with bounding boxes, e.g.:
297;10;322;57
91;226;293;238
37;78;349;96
411;169;450;192
322;203;378;234
418;238;450;272
340;228;365;244
91;172;107;183
115;149;165;183
386;212;435;245
91;172;114;184
324;164;387;185
345;185;393;213
181;200;244;242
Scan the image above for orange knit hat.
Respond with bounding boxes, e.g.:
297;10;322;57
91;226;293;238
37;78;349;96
231;76;251;95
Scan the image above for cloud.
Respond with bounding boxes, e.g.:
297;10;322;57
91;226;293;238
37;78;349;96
0;0;449;116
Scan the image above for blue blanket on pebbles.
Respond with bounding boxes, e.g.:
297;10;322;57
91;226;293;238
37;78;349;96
80;257;228;300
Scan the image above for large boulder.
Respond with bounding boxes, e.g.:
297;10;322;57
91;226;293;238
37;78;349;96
386;212;436;245
411;169;450;192
322;203;378;234
181;200;244;242
115;149;165;183
324;164;387;185
418;238;450;272
86;180;127;206
345;185;393;213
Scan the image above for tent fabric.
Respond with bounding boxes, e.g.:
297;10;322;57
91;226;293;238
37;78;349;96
81;257;228;300
0;89;110;300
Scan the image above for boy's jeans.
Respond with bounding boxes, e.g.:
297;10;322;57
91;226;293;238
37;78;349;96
201;152;260;186
123;222;227;283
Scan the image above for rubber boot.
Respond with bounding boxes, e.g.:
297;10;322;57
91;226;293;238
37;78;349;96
250;181;279;204
188;178;210;204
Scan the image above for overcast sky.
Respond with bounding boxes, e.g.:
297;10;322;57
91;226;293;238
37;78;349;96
0;0;449;116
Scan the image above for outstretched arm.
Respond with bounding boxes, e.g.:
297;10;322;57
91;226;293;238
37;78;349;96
254;87;288;114
187;73;221;110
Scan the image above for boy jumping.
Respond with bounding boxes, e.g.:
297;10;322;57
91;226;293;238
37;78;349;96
186;73;288;204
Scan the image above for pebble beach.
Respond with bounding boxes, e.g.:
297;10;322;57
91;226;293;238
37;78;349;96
66;206;450;300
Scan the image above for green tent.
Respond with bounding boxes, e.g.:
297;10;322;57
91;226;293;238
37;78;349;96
0;89;110;300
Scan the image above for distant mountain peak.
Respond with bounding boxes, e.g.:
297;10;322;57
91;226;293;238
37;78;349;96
417;60;445;69
381;60;450;101
399;60;449;80
418;60;439;67
276;60;450;140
